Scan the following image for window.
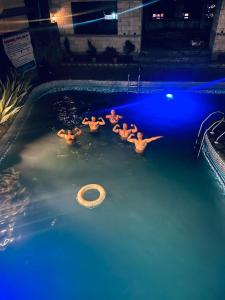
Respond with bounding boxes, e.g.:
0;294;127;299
206;1;216;19
152;13;164;20
71;1;117;35
183;0;201;19
146;0;176;21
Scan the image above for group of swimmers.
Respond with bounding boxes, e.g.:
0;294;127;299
57;109;163;154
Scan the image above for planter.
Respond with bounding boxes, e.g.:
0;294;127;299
113;57;118;64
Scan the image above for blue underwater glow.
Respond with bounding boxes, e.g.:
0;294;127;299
97;91;213;137
189;77;225;91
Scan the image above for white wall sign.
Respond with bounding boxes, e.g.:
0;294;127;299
3;31;36;69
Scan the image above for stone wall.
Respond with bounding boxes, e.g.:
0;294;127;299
1;0;24;9
49;0;142;53
0;15;29;34
210;0;225;60
0;0;28;34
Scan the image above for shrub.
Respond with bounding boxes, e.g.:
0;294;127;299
64;36;71;55
123;40;135;56
0;72;31;125
103;46;118;58
87;40;97;57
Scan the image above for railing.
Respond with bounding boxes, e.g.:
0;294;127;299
127;73;141;93
197;119;224;158
215;130;225;144
137;74;141;92
127;73;130;93
195;111;224;146
210;118;224;135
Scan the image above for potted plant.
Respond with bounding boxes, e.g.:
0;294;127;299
64;36;71;55
63;36;74;62
0;71;31;127
123;40;135;62
87;40;97;63
104;46;118;63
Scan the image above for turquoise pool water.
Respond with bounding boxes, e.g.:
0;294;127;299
0;91;225;300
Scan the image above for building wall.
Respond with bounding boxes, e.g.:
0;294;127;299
0;1;3;14
1;0;24;9
210;0;225;59
0;0;29;34
49;0;142;53
142;0;213;32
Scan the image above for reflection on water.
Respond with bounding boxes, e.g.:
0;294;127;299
53;95;82;128
0;168;29;250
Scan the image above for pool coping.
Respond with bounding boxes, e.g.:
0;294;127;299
32;80;225;94
203;134;225;186
1;79;225;167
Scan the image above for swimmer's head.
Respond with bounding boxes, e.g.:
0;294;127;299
123;123;128;130
137;132;143;139
91;116;96;122
68;130;72;135
111;109;115;115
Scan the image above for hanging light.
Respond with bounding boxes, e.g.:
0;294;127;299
50;13;57;23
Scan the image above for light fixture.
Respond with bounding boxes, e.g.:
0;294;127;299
152;13;164;20
51;13;57;23
184;13;189;19
104;12;118;20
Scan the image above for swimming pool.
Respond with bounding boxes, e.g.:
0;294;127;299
0;84;225;300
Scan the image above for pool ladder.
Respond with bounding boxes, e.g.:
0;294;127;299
195;111;224;158
127;73;141;93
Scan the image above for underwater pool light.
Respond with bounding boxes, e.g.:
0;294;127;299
166;93;174;100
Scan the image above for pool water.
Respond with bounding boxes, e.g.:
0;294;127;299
0;91;225;300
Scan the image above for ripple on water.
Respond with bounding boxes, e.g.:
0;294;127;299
0;168;29;251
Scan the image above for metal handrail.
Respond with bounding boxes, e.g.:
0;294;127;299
127;73;141;93
215;130;225;144
195;111;224;145
197;119;223;158
137;74;141;92
210;118;224;134
127;73;130;93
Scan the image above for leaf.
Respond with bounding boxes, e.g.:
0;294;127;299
2;103;23;117
0;71;32;124
0;107;21;124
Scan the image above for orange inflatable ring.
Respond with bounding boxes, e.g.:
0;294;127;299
76;184;106;209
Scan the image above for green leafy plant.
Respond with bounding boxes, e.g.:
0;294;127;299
64;36;71;55
104;47;118;58
0;72;31;125
123;40;135;56
87;40;97;57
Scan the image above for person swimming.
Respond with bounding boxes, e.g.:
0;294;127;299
113;123;138;141
105;109;123;125
82;116;105;133
57;128;82;145
127;132;163;154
